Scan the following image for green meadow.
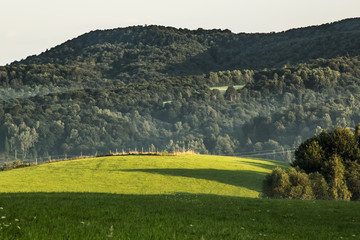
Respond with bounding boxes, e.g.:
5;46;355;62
0;155;359;239
209;85;245;94
0;193;359;239
0;155;287;197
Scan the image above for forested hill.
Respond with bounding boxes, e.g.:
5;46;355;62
15;18;360;81
1;18;360;163
2;18;360;93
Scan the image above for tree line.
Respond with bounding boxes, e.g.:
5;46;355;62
263;126;360;201
1;56;360;163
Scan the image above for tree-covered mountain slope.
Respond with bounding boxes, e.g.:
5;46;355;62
2;18;360;90
21;18;360;71
1;19;360;162
1;56;360;161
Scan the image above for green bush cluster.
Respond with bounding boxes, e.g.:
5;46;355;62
262;167;329;200
263;126;360;200
0;159;26;171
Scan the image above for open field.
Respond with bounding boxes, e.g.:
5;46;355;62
0;155;358;239
0;193;359;239
0;155;288;197
209;85;245;94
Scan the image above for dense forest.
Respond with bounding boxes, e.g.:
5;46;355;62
1;18;360;163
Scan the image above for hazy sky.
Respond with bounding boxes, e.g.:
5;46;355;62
1;0;359;65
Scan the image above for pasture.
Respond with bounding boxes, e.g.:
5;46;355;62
0;155;358;239
0;193;359;239
0;155;287;197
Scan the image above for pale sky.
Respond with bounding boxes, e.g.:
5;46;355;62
1;0;359;65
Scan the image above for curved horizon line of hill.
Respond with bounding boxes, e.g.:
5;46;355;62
13;18;360;76
0;155;289;197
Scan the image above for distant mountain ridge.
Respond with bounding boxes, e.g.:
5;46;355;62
17;18;360;80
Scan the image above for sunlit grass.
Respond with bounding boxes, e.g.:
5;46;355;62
0;156;358;239
209;85;245;94
0;155;288;197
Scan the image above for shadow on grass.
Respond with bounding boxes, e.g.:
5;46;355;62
237;160;289;171
120;168;267;191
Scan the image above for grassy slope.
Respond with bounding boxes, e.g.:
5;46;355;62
0;155;288;197
0;156;359;239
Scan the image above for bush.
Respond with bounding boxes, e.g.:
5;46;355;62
1;160;29;171
263;167;331;200
287;168;314;200
12;159;24;169
262;168;291;199
1;162;12;171
309;172;329;200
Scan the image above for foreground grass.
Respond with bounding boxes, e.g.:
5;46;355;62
0;193;359;239
0;155;288;197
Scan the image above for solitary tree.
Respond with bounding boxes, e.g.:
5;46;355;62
224;86;238;102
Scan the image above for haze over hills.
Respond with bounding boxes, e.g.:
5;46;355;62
1;18;360;162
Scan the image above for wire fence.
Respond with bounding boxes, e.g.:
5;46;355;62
0;149;196;166
236;149;296;157
0;154;95;166
0;147;296;167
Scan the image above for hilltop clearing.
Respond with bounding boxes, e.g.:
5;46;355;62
0;155;287;197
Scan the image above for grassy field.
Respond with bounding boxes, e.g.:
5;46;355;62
0;154;288;197
209;85;245;94
0;155;359;239
0;193;359;239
